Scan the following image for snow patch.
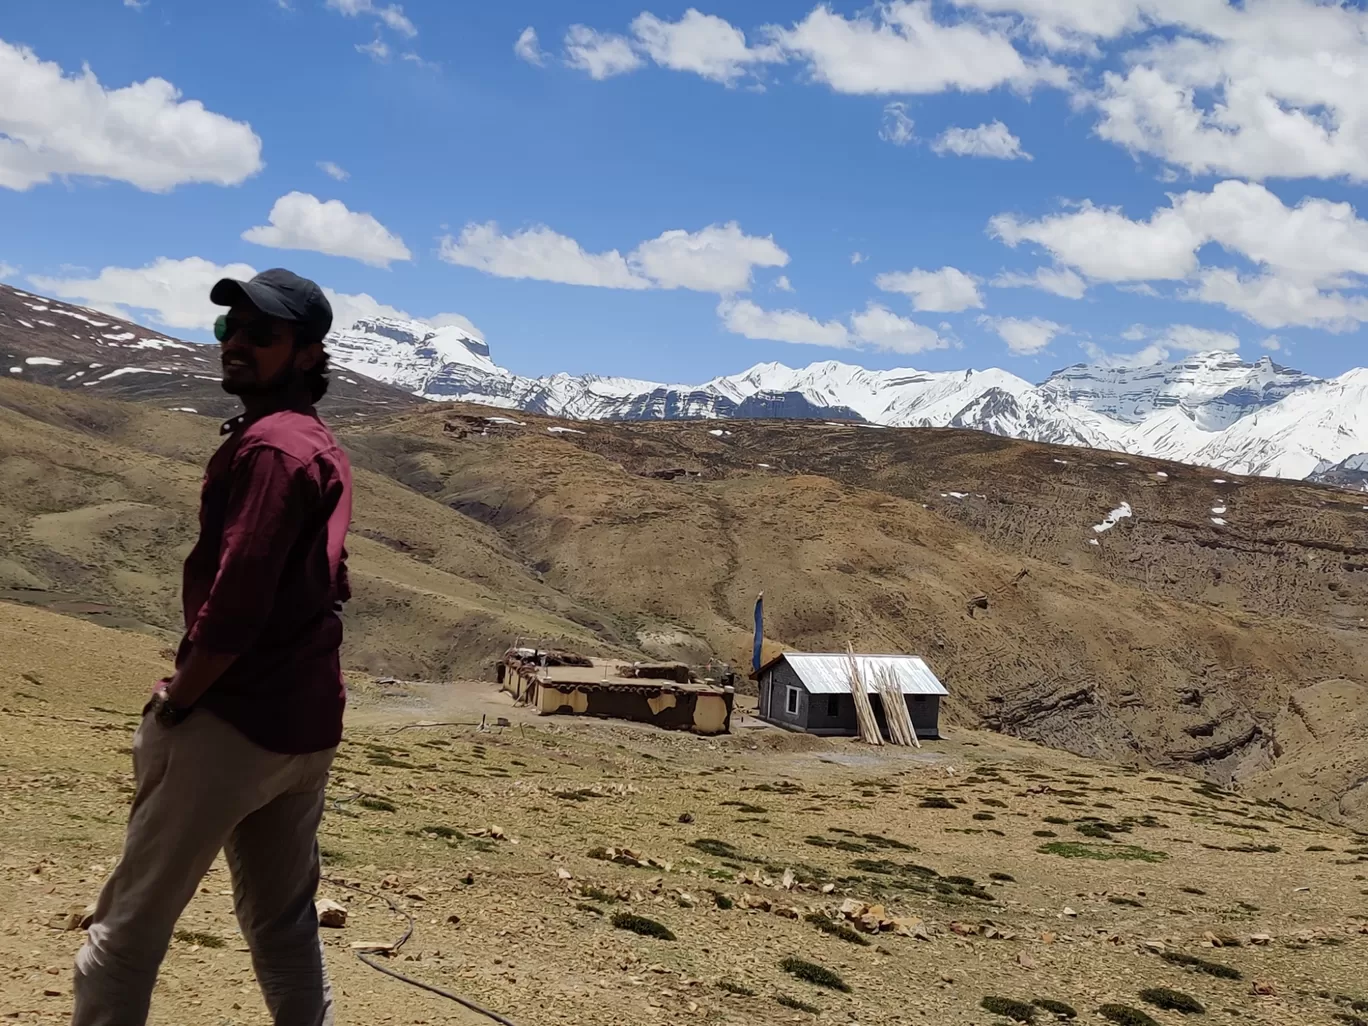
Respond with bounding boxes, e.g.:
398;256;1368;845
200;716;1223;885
7;366;21;374
1092;502;1133;534
485;416;524;426
757;463;772;468
1088;539;1100;547
1053;459;1069;464
23;303;49;311
134;337;192;351
1213;478;1227;484
102;332;136;342
341;377;359;385
708;429;732;437
547;426;585;435
17;319;33;328
1211;506;1227;514
1211;517;1228;526
170;407;199;413
95;367;171;382
36;320;56;327
25;356;61;366
1155;471;1168;478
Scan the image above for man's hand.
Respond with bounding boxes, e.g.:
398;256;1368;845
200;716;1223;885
164;646;240;709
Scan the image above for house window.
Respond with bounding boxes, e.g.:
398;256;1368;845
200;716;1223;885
785;687;800;715
826;695;840;717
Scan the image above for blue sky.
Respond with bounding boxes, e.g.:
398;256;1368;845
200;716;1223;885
5;0;1368;383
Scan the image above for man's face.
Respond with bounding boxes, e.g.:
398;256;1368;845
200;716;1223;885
219;304;299;395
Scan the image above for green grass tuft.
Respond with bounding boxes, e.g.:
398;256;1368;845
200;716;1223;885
357;797;397;813
776;994;820;1013
805;912;872;946
690;838;741;858
1158;950;1242;980
575;902;604;915
174;929;224;949
980;996;1037;1022
1039;842;1167;862
919;796;957;809
1098;1004;1160;1026
1179;886;1206;895
990;872;1016;882
611;912;675;940
780;956;851;992
713;892;735;909
1139;988;1205;1014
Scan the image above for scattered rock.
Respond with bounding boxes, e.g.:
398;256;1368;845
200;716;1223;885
316;898;348;929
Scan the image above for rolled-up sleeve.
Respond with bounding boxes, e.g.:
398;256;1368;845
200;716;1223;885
188;444;307;654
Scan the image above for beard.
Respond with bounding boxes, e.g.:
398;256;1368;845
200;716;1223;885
221;362;296;397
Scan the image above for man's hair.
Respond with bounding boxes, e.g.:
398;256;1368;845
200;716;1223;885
291;325;331;403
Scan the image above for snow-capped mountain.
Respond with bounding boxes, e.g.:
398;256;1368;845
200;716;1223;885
324;316;1368;482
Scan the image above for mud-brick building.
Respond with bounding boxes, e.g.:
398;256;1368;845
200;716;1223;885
754;652;946;739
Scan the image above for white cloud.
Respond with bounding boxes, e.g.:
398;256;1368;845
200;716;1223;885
324;289;480;340
717;298;947;354
991;266;1087;299
0;39;262;193
123;0;148;9
994;180;1368;328
879;102;916;146
629;222;788;293
29;256;259;330
26;254;478;341
438;220;787;294
990;200;1200;282
1079;339;1174;370
850;252;867;265
932;120;1031;160
242;192;411;269
1186;268;1368;332
356;38;391;62
0;261;17;280
325;0;416;38
718;298;851;348
630;9;779;85
514;27;548;67
850;303;949;354
876;266;984;312
318;160;349;181
427;312;485;341
979;315;1064;355
564;25;644;79
1080;319;1239;367
1155;324;1240;353
948;0;1368;182
774;274;794;292
766;1;1065;96
1259;336;1282;352
439;222;650;290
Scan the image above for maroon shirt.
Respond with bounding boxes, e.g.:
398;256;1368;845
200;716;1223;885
176;405;353;753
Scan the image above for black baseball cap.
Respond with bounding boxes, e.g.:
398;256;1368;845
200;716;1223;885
210;268;333;342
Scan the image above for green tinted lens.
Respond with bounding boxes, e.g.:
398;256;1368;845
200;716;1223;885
213;314;229;342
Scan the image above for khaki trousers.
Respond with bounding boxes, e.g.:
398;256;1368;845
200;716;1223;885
72;709;336;1026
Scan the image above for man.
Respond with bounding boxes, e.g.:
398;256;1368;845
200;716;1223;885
73;269;353;1026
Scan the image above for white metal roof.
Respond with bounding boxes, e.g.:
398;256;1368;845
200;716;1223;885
779;653;948;696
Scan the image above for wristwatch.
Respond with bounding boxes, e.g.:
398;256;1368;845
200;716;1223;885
144;689;194;728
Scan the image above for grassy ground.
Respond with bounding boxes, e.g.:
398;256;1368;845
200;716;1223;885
4;602;1368;1025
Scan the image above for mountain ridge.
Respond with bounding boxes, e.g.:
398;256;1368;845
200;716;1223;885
326;316;1368;480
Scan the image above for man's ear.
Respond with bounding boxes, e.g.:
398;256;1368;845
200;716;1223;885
294;341;324;372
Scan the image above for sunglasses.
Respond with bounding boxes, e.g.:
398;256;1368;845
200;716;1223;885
214;314;281;347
